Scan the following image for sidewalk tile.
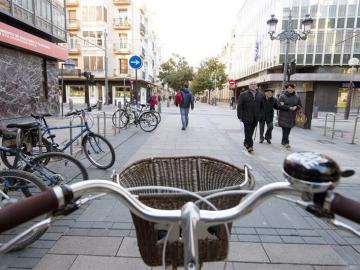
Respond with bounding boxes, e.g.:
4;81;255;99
33;254;77;270
302;236;327;244
69;255;151;270
263;243;347;265
259;235;283;243
280;236;305;244
256;228;278;235
49;236;122;256
235;227;256;234
354;245;360;254
276;229;298;236
332;245;360;265
227;242;269;262
116;237;141;257
238;234;261;242
232;263;313;270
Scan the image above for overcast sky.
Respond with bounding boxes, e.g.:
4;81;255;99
147;0;245;67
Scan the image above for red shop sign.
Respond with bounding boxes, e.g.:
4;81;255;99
0;22;68;61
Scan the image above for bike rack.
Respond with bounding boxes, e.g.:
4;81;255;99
324;113;336;139
69;115;83;156
96;111;106;138
351;115;360;144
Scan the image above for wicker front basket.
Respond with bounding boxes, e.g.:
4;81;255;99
118;156;255;268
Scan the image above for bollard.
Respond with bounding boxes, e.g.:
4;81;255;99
158;102;161;113
96;111;106;138
351;116;360;144
324;113;336;139
167;100;170;107
113;112;117;135
69;99;73;112
313;106;319;119
118;101;122;110
97;100;102;111
69;115;83;156
38;126;43;154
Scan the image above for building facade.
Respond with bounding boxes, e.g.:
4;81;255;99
0;0;68;119
62;0;162;105
227;0;360;112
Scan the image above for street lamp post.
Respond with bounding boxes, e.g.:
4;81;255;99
345;57;359;120
267;13;313;90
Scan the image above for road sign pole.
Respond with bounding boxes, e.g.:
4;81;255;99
135;69;138;105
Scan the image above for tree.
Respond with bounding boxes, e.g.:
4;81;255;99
191;58;227;99
158;54;193;91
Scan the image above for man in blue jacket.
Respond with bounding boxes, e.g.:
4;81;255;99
176;83;194;130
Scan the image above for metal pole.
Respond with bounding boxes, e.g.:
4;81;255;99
134;69;138;105
104;30;109;105
351;116;360;144
61;63;64;117
282;13;292;90
344;67;354;120
331;114;336;139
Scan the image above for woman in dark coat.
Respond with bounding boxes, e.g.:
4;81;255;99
277;83;302;148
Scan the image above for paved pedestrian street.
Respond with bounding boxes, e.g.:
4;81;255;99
1;103;360;270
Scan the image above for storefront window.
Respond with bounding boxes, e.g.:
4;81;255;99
114;87;131;98
337;87;360;109
70;86;85;97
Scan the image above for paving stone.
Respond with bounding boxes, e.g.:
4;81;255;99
53;220;76;227
255;228;278;235
227;242;269;262
108;229;130;237
116;237;140;257
91;222;113;229
345;238;360;245
314;266;360;270
280;236;305;244
259;235;283;243
49;236;122;256
129;230;137;237
263;243;347;265
14;248;48;258
73;221;93;228
69;255;151;270
87;229;110;237
354;245;360;254
230;234;239;241
232;263;313;270
47;226;69;234
64;228;90;236
5;257;40;269
33;254;77;270
276;229;298;236
302;236;327;244
234;227;256;234
326;230;347;245
39;233;63;241
29;240;56;249
332;245;360;265
112;223;133;229
237;234;261;242
297;229;319;237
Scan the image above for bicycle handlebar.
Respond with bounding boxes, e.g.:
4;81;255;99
330;193;360;224
65;105;97;117
0;189;59;233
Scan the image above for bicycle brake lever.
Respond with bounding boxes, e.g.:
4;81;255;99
330;219;360;237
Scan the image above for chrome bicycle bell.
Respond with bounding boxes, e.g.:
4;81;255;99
283;152;354;193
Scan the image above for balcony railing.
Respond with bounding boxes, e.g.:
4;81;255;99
113;18;131;30
113;42;131;54
140;23;146;35
113;0;131;5
67;19;80;30
68;44;81;54
66;0;79;7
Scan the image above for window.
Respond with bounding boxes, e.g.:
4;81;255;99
324;30;334;53
337;18;345;28
343;54;351;64
316;31;325;53
14;0;33;11
347;18;355;28
297;54;304;64
82;6;107;22
318;19;326;29
306;33;315;53
333;54;341;64
334;30;344;53
68;10;76;20
348;5;356;17
328;5;336;17
41;58;48;99
327;18;335;28
35;0;51;21
315;54;322;64
83;56;104;71
357;18;360;28
69;58;78;67
343;31;353;53
324;54;332;64
69;86;85;97
306;54;313;65
120;59;128;74
0;0;11;13
83;31;103;46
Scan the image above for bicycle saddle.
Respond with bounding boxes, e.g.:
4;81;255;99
283;152;354;193
31;113;52;119
6;122;40;129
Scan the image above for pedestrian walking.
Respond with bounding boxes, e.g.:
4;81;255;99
237;81;264;153
259;89;278;144
277;83;302;148
148;94;158;111
175;83;194;130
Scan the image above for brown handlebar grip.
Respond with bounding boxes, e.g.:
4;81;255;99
330;193;360;224
0;189;59;233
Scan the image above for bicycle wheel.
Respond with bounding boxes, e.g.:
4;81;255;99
24;152;89;186
153;111;161;123
0;137;52;169
0;170;49;251
139;112;158;132
112;110;129;128
82;133;115;169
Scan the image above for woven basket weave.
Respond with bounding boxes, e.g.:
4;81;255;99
118;156;255;268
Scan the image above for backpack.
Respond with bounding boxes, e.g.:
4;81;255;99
175;91;184;106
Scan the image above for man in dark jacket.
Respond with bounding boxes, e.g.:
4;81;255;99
237;82;264;152
259;89;278;144
178;83;194;130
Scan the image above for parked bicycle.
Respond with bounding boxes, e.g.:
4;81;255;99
112;101;158;132
31;106;116;169
0;152;359;269
0;141;88;186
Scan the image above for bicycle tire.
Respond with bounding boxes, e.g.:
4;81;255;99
0;170;49;251
112;110;129;128
139;112;158;132
153;111;161;123
0;137;52;169
82;133;116;169
24;152;89;186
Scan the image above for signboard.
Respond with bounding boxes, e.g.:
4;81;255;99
129;55;143;69
140;87;147;105
64;59;76;70
228;80;236;86
0;22;68;61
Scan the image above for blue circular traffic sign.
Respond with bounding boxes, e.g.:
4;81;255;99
129;55;143;70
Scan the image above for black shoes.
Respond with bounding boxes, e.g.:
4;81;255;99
247;147;254;153
266;138;271;144
259;138;264;143
181;127;186;130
